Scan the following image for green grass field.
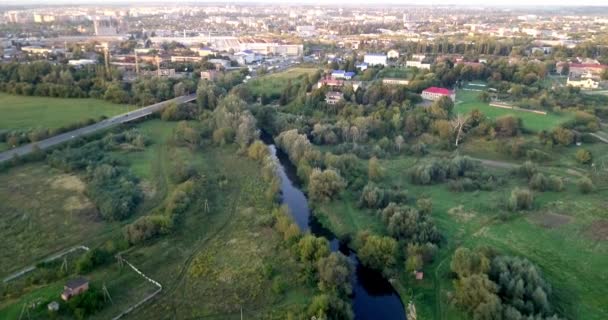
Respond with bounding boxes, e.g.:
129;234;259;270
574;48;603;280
455;90;573;132
0;93;130;130
247;67;318;97
377;67;412;79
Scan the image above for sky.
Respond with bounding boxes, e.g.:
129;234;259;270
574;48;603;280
2;0;608;6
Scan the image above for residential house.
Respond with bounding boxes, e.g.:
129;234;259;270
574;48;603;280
61;278;89;301
567;74;599;89
325;91;344;105
356;62;368;71
331;70;355;80
406;60;431;70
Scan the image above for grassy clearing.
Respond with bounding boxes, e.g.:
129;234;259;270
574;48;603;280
246;67;318;97
0;93;130;130
0;164;116;277
455;90;573;132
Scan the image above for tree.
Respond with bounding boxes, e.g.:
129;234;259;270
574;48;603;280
356;233;397;273
306;293;354;320
551;127;574;146
308;168;346;202
428;96;454;119
451;247;490;278
317;252;354;296
368;156;384;181
575;149;592;165
453;274;502;317
495;116;521;137
297;235;330;267
451;114;468;147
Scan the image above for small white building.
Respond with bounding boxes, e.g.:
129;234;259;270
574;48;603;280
68;59;97;66
356;62;368;71
387;49;400;59
364;54;387;66
406;60;431;69
382;78;410;86
234;50;261;65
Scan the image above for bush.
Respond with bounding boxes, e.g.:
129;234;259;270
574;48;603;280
575;149;592;165
578;177;594;194
308;168;346;202
529;173;548;191
508;188;534;211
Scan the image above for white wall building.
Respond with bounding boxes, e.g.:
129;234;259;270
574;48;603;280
364;54;387;66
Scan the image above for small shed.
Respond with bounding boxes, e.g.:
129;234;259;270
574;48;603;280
61;277;89;301
415;271;424;280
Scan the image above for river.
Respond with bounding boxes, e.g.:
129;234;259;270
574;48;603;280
264;139;406;320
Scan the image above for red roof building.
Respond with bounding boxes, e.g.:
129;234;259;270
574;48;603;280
421;87;456;102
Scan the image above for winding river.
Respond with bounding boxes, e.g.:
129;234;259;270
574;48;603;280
263;136;406;320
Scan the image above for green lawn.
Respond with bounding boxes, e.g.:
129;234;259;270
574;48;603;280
0;93;130;130
377;67;412;79
247;67;318;97
455;90;573;132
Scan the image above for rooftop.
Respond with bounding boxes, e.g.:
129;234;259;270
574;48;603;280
65;277;88;289
423;87;453;95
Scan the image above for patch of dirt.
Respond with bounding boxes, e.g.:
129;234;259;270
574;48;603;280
448;205;475;222
583;220;608;241
529;212;572;229
49;174;86;192
63;196;93;211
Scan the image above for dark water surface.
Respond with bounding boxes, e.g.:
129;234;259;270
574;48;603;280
263;136;406;320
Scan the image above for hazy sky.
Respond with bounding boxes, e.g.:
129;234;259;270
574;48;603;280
2;0;608;6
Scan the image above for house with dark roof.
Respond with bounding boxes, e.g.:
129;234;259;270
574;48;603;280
61;277;89;301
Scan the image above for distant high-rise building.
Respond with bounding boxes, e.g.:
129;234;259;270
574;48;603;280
93;17;119;36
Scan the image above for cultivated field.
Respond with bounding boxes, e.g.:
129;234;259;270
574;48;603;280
455;90;573;132
0;93;130;130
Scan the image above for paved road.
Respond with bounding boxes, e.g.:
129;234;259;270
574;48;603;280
0;94;196;163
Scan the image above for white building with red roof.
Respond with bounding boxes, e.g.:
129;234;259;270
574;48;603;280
421;87;456;102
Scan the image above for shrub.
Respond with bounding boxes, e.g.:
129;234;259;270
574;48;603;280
508;188;534;211
308;168;346;202
575;149;592;165
578;177;594;194
529;173;548;191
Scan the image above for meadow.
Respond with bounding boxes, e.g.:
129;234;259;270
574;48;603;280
455;90;573;132
247;67;318;98
0;93;130;130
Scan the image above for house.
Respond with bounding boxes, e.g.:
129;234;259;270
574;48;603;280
68;59;97;67
387;49;400;59
364;54;387;66
557;62;608;76
170;56;203;63
406;60;431;70
207;59;231;70
415;271;424;280
317;77;344;89
421;87;455;102
195;47;217;57
61;277;89;301
234;50;261;65
382;78;410;86
411;54;426;61
325;91;344;105
331;70;355;80
201;70;221;81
